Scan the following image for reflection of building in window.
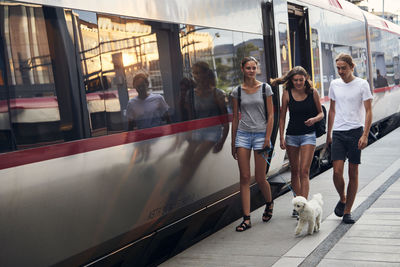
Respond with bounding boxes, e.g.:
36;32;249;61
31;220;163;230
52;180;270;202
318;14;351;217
2;4;54;94
75;13;163;93
180;26;214;75
180;26;265;92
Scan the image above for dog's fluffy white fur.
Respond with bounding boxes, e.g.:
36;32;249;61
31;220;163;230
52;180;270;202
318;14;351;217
292;193;323;236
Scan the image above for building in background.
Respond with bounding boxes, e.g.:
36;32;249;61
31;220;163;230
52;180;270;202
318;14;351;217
347;0;400;25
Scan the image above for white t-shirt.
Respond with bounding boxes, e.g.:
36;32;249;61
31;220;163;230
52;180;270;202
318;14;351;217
328;77;373;131
126;93;169;129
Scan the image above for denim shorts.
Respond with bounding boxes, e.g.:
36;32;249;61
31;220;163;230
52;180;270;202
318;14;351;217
286;132;316;147
235;130;266;150
331;127;363;164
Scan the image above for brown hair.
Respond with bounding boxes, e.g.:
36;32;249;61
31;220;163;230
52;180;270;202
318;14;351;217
241;56;259;68
335;53;355;68
132;73;149;88
270;66;313;94
192;61;216;87
241;56;259;82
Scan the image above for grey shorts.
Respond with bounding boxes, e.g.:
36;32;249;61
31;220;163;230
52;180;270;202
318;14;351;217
331;127;363;164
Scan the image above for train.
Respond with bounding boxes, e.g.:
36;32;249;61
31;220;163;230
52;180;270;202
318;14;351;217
1;0;400;266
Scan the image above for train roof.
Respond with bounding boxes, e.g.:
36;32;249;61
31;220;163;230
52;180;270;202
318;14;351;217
11;0;266;34
363;10;400;35
296;0;365;21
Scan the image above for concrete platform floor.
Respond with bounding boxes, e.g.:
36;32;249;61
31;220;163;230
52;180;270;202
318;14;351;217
161;127;400;267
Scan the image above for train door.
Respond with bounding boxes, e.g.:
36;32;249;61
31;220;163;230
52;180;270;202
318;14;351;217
262;1;279;173
287;3;312;74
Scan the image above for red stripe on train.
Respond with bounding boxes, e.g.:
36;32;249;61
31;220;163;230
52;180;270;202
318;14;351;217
0;114;231;170
373;85;396;93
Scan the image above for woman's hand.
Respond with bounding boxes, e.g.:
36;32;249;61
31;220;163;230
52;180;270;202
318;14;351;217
231;144;238;160
213;140;224;153
304;117;316;126
262;139;271;152
280;137;286;150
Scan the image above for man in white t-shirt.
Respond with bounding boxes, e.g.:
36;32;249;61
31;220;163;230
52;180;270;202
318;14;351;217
126;73;170;130
327;53;373;224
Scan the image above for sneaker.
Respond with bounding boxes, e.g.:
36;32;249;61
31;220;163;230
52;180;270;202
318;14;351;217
292;209;299;218
334;201;345;217
342;213;355;224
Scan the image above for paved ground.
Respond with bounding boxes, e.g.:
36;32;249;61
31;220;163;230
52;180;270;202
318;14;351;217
161;127;400;267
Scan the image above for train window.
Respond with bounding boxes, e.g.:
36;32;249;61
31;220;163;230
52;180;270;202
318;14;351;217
242;33;267;83
322;43;368;95
66;10;108;136
0;39;13;152
351;47;367;80
322;43;353;96
67;10;176;133
311;29;322;97
98;14;160;132
0;2;73;151
278;23;291;75
180;26;235;119
369;26;399;89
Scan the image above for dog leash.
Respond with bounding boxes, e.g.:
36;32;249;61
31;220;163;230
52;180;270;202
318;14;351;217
258;147;297;197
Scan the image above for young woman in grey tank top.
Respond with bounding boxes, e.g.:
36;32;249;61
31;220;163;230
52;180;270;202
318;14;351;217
231;57;274;232
271;66;324;218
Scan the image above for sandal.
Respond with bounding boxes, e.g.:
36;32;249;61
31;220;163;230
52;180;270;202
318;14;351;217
262;201;274;222
235;215;251;232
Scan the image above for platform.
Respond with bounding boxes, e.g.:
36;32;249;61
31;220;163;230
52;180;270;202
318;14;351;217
161;127;400;266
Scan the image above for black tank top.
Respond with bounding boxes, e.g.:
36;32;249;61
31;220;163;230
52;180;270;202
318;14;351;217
286;89;316;135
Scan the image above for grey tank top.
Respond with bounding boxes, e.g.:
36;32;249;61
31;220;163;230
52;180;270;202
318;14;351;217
231;83;273;132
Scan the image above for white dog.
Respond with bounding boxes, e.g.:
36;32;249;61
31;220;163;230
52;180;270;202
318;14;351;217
292;193;323;236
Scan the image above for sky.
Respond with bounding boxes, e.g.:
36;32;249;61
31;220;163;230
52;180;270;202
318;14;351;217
367;0;400;13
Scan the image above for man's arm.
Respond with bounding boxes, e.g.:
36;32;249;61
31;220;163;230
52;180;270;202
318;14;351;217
326;99;335;146
358;99;372;150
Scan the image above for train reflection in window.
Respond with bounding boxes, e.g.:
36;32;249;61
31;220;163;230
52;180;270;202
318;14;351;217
180;26;237;117
1;2;64;150
67;10;165;135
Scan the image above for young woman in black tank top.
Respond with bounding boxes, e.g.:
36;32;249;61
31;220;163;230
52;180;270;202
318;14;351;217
271;66;324;217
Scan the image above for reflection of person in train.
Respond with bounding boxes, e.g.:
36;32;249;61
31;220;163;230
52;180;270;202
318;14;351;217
231;56;274;232
271;66;324;218
179;77;196;121
374;69;388;88
184;61;229;153
162;62;228;211
126;73;171;130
